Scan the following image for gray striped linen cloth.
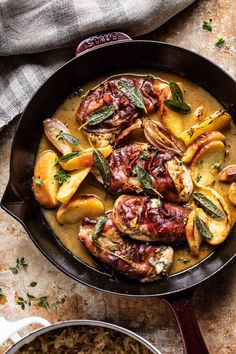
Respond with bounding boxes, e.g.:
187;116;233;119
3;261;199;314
0;0;194;130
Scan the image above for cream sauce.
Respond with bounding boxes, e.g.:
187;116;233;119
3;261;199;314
37;70;236;275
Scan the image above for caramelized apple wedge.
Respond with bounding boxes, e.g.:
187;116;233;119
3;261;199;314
158;82;185;138
56;167;91;204
182;131;225;164
56;195;105;224
59;145;113;171
179;110;231;146
33;150;59;208
44;118;80;155
219;164;236;182
185;209;203;257
191;140;225;187
193;187;231;245
228;182;236;205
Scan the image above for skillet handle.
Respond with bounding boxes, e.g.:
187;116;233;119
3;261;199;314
1;180;28;222
76;32;131;56
163;290;209;354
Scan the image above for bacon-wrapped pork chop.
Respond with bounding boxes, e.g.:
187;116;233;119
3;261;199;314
106;143;193;202
76;75;168;147
79;213;174;282
113;195;190;243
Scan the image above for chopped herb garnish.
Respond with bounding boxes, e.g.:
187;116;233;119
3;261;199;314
216;36;226;48
182;217;188;226
92;215;107;246
17;297;27;310
140;151;150;160
118;79;147;113
27;293;36;306
202;19;212;32
178;257;190;264
149;257;158;266
73;86;83;96
212;162;222;171
28;281;37;288
35;178;43;186
93;147;111;187
184;203;192;210
60;151;80;162
196;174;202;183
9;257;28;274
54;170;71;185
51;297;65;312
37;296;49;309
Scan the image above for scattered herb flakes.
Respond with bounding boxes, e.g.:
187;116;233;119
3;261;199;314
72;86;83;96
35;178;43;186
93;147;111;187
60;151;80;162
184;203;192;210
170;81;184;102
182;217;188;226
193;192;224;219
28;281;37;288
216;36;226;48
140;151;150;160
37;296;49;309
150;198;162;209
187;127;194;137
178;257;190;264
202;19;213;32
54;170;71;185
56;131;80;146
59;311;64;318
51;297;66;312
27;293;36;306
118;79;147;113
92;215;107;246
212;162;222;171
195;216;213;239
17;297;27;310
149;257;158;266
196;174;202;183
164;99;191;115
9;257;28;274
0;288;4;297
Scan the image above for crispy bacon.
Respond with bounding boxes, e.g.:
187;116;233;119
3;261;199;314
76;75;167;147
113;195;190;243
79;213;174;282
106;143;193;202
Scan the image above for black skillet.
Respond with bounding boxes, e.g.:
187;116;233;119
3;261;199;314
1;32;236;354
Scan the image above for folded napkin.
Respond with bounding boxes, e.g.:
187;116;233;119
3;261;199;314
0;0;194;130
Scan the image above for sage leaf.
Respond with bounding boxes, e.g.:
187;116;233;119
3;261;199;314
62;133;80;146
195;216;213;239
60;151;80;162
170;81;183;102
193;192;224;219
92;215;107;246
84;105;116;127
134;165;154;190
164;99;191;115
118;79;147;113
93;148;111;187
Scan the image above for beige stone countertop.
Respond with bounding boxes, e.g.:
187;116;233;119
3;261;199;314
0;0;236;353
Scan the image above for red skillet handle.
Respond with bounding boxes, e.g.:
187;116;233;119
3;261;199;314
163;290;209;354
76;32;131;56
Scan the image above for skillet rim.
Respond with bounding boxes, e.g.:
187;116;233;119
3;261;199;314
1;39;236;297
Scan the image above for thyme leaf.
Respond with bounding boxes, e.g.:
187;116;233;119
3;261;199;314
54;170;71;185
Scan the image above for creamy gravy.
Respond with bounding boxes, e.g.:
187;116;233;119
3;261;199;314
37;70;236;275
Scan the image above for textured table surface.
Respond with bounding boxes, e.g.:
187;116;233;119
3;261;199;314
0;0;236;353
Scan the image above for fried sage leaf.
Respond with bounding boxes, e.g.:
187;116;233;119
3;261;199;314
164;99;191;115
170;81;183;102
134;166;154;190
84;105;116;128
60;151;80;162
195;216;213;239
57;131;80;146
93;148;111;187
193;192;224;219
92;215;107;246
118;79;147;113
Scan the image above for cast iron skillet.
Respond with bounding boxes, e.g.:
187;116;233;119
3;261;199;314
1;32;236;354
